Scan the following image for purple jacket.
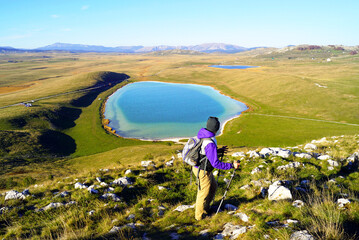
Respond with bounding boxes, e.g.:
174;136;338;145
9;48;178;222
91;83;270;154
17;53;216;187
197;128;233;170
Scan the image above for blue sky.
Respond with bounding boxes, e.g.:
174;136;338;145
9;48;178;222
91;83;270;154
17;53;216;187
0;0;358;48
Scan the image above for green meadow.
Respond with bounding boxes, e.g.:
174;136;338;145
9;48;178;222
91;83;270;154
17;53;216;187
0;47;359;239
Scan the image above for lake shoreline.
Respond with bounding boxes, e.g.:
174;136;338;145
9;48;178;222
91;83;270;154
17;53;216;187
102;79;251;143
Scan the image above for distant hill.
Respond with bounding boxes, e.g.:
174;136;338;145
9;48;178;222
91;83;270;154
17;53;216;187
34;42;254;53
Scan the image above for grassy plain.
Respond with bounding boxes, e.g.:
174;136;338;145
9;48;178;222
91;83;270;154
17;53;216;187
0;48;358;177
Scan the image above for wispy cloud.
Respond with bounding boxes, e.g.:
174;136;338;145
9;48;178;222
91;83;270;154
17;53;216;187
81;5;89;10
51;14;60;18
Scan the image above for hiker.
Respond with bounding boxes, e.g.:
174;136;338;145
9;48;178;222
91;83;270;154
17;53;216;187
193;116;240;220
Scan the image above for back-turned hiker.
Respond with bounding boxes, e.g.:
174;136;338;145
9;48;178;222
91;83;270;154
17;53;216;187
193;116;240;220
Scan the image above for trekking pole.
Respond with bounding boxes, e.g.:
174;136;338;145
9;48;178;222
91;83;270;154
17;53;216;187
216;161;240;215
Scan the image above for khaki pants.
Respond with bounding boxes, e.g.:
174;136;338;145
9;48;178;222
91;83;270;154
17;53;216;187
192;167;218;220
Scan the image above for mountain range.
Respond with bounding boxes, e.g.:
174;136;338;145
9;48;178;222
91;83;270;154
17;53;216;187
1;43;262;54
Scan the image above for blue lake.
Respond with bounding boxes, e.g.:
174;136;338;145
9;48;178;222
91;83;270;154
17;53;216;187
104;81;248;140
210;65;259;69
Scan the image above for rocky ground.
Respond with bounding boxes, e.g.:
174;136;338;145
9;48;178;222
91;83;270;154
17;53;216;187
1;135;359;239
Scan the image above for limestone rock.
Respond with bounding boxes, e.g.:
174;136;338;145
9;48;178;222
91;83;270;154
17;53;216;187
125;169;132;175
112;177;132;186
101;193;122;202
42;202;64;211
304;143;317;151
173;204;195;212
232;152;246;158
221;223;247;240
327;160;339;167
141;161;155;167
268;181;292;201
294;152;312;159
277;162;303;170
74;182;88;189
251;167;262;175
290;230;314;240
234;212;249;222
247;150;260;158
318;154;331;160
292;200;304;208
337;198;350;208
5;189;30;201
166;160;174;166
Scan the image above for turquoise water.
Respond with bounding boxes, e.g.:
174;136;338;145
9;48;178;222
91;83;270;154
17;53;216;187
210;65;259;69
104;81;248;140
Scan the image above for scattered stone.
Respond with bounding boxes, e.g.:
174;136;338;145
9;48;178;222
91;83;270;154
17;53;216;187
318;155;332;160
327;160;339;167
0;206;11;214
100;182;108;187
96;177;102;182
266;220;281;226
173;204;195;212
213;170;219;176
141;161;155;167
251;167;262;175
108;223;136;234
268;181;292;201
294;152;312;159
328;166;334;171
55;191;70;198
166;160;174;167
88;185;99;194
199;229;210;236
337;198;350;208
290;230;314;240
127;214;136;220
158;186;168;191
101;193;122;202
312;137;328;144
5;189;30;201
74;182;88;189
232;152;246;158
247;150;260;158
304;143;317;151
88;210;95;215
112;177;132;186
42;202;64;211
292;200;304;208
285;219;299;225
240;184;251;190
234;212;249;222
221;223;247;240
277;162;303;170
224;204;238;211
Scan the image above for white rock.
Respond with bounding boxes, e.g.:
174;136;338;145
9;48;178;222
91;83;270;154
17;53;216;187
268;182;292;201
166;160;174;166
294;152;312;159
285;219;299;225
337;198;350;208
173;204;195;212
251;167;262;175
55;191;70;198
318;155;331;160
213;170;219;176
260;148;274;157
311;137;328;144
292;200;304;208
234;212;249;222
221;223;247;240
158;186;168;191
125;169;132;175
232;152;246;157
328;166;334;171
88;210;95;215
5;190;30;201
240;184;251;190
277;162;303;170
101;193;121;202
42;202;64;211
327;160;339;167
112;177;132;186
304;143;317;151
88;188;99;194
177;153;182;159
96;177;102;182
127;214;136;220
290;230;314;240
100;182;108;187
141;161;155;167
199;229;210;236
247;150;260;158
224;204;238;211
276;149;292;158
74;182;88;189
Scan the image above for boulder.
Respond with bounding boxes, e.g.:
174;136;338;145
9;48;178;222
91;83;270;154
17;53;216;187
221;223;247;240
112;177;132;186
290;230;314;240
268;181;292;201
5;189;30;201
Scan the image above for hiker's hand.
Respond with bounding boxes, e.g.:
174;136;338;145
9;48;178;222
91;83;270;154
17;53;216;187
218;146;228;154
233;160;240;169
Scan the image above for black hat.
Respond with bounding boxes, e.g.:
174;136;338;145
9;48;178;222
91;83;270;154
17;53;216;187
206;116;220;133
